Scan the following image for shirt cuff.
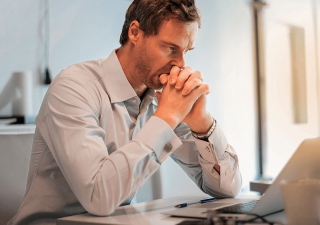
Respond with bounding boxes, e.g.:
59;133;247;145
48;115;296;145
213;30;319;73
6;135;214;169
193;123;228;163
134;116;182;162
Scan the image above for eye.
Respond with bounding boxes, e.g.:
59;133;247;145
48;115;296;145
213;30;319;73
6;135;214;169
168;46;176;53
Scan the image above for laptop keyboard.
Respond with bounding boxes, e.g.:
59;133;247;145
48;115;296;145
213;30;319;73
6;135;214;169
216;200;259;214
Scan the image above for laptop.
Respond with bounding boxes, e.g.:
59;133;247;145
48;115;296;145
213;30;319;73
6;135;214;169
163;138;320;220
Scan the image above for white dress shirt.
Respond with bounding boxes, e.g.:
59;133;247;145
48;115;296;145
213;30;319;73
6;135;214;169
9;50;241;225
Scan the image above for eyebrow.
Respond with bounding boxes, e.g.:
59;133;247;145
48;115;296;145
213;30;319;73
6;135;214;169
161;40;195;51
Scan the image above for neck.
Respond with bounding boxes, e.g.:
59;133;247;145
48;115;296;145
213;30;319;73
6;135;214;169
116;46;147;98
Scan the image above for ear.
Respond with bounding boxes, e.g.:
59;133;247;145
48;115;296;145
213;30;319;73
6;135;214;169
128;20;143;44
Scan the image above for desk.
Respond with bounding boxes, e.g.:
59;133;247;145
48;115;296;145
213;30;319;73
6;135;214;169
0;124;35;134
57;195;286;225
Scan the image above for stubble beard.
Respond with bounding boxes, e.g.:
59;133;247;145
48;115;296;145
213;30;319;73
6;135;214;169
135;46;163;90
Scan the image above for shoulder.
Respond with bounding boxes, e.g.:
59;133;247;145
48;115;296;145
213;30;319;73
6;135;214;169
43;59;112;117
55;59;106;86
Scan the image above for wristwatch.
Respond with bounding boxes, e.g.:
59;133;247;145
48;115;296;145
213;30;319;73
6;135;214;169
191;119;216;141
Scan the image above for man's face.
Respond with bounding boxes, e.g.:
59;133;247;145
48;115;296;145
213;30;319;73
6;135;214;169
134;18;198;90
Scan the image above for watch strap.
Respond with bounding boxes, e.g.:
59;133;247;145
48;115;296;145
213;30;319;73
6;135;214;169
191;119;216;141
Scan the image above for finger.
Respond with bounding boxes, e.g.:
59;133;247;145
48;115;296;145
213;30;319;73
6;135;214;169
175;67;193;90
181;78;203;96
191;70;203;81
176;70;203;90
169;66;181;86
159;74;169;85
188;84;210;102
197;83;210;95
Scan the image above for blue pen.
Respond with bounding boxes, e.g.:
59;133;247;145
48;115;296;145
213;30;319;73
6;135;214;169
175;197;216;208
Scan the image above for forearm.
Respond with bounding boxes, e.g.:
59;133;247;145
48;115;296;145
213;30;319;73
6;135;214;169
43;114;160;215
172;123;242;198
199;146;242;197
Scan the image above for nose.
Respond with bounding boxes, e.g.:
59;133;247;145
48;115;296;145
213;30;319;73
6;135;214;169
171;52;185;69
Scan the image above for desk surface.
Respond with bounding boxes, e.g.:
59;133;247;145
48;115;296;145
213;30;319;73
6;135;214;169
57;194;286;225
0;124;35;134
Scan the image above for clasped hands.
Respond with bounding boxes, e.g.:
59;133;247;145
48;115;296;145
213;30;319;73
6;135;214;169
154;66;213;134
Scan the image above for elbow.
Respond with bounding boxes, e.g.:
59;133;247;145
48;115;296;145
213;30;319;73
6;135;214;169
83;201;117;217
225;168;242;198
78;187;119;217
77;171;127;216
87;208;115;217
204;168;242;198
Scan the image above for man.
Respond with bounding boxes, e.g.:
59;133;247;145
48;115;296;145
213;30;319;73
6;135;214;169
9;0;241;224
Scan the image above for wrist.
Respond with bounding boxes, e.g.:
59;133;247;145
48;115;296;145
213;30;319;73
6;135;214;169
153;111;179;129
191;118;216;141
188;112;213;134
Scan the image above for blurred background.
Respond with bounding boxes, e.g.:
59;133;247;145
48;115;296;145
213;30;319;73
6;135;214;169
0;0;319;200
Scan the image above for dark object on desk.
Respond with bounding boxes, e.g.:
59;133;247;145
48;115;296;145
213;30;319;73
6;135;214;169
177;220;210;225
177;219;277;225
0;116;36;124
175;197;216;208
216;200;259;214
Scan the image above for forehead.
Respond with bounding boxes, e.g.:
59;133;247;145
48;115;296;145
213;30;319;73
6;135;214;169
154;18;199;49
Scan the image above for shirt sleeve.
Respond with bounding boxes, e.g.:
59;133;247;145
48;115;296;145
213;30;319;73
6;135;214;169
171;122;242;198
38;78;182;216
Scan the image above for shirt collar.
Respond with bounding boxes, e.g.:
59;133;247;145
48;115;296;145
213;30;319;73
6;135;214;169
102;50;157;106
102;50;137;103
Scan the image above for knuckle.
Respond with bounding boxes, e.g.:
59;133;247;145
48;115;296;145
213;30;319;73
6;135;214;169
183;67;193;75
188;77;201;87
194;70;202;79
202;84;210;92
182;86;191;95
189;79;198;87
195;78;203;85
179;67;192;77
171;66;180;75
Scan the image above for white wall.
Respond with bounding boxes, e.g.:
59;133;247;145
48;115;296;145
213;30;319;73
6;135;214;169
188;0;257;194
0;0;131;116
1;0;259;201
263;0;320;178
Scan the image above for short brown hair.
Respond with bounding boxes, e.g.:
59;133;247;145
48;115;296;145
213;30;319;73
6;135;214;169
119;0;201;45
